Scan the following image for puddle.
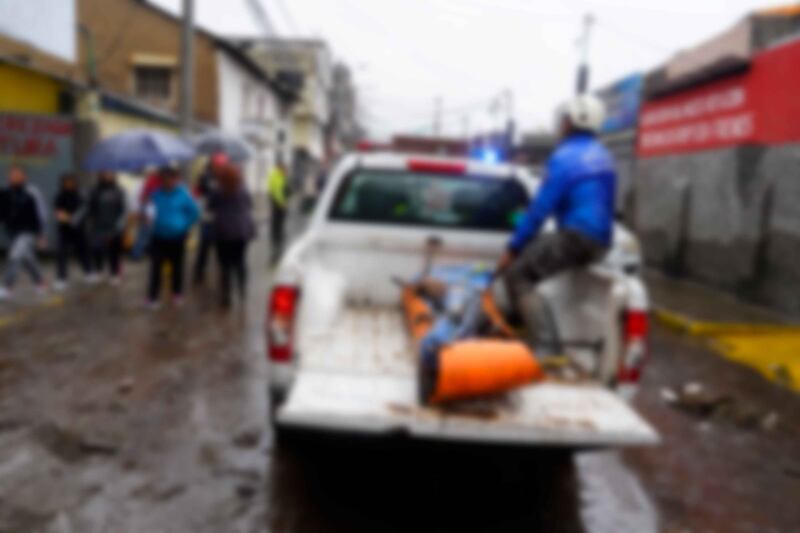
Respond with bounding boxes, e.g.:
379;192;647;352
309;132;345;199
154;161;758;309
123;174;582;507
576;451;658;533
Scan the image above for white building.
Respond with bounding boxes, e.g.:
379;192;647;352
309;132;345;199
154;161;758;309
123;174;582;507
214;39;292;194
235;38;332;184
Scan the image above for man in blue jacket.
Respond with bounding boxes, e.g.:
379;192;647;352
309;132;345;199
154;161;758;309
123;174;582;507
497;94;616;351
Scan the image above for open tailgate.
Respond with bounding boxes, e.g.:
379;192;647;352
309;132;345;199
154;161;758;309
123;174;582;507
277;372;659;446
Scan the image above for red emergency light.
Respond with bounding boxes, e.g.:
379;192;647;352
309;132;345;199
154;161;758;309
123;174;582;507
406;159;467;175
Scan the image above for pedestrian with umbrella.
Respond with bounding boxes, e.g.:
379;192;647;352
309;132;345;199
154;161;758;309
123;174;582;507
191;151;229;287
85;129;197;302
207;163;255;308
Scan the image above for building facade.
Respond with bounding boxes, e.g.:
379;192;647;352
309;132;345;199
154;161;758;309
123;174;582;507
215;40;291;193
329;62;363;154
632;7;800;313
237;38;332;189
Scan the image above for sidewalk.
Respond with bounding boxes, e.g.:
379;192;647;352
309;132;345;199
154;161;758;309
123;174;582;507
646;269;795;324
646;269;800;392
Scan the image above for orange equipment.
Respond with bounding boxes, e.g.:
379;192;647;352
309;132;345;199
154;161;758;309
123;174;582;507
426;339;544;404
401;286;435;344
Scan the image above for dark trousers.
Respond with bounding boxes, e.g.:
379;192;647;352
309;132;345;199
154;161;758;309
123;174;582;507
56;226;91;281
91;233;123;277
148;236;186;301
270;201;286;261
503;230;606;352
215;239;248;305
192;222;213;284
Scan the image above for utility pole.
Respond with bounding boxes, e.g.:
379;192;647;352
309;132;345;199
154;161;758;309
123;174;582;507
503;88;515;158
179;0;195;135
433;96;442;136
575;13;595;94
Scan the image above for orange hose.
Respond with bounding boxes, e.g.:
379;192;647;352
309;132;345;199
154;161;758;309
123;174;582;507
402;286;434;343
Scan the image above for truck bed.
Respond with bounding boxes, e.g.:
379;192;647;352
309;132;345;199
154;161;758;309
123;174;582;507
277;306;659;447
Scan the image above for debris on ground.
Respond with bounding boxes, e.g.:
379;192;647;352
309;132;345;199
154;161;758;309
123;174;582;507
117;377;135;394
34;423;119;462
232;428;261;449
660;382;780;431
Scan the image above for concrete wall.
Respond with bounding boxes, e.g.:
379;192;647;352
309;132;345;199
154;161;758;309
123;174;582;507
752;144;800;313
635;143;800;314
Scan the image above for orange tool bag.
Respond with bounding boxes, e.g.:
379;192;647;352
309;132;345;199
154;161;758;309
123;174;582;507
402;280;544;405
424;339;543;404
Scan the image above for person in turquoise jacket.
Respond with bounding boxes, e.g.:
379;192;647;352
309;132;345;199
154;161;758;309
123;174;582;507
146;167;200;308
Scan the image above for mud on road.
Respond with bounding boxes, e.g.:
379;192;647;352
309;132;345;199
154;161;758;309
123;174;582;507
1;242;799;532
0;251;273;532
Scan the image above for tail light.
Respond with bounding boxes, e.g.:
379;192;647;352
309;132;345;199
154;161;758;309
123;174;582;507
267;285;299;362
618;309;648;389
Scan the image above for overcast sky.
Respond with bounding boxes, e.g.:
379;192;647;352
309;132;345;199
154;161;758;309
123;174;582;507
154;0;779;139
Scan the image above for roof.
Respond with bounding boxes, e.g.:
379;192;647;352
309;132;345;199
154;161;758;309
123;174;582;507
233;37;330;50
644;6;800;99
138;2;295;102
213;37;293;101
0;52;82;89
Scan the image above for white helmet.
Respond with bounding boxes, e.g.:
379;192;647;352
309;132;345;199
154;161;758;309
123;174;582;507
562;94;606;133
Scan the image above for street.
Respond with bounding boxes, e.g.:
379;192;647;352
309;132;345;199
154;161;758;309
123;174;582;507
1;237;798;533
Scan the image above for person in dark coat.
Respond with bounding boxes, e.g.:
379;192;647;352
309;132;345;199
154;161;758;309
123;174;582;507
87;171;128;284
209;163;255;307
53;173;92;290
192;152;228;286
0;165;48;299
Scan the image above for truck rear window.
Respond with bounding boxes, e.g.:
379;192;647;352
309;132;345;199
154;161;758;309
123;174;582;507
329;169;529;232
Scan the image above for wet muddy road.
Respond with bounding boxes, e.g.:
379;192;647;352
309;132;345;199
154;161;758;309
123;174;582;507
1;242;798;532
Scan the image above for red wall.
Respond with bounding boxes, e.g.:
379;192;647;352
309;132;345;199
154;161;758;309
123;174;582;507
638;38;800;157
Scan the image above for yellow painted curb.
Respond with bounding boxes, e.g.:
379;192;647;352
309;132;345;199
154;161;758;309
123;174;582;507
654;308;800;392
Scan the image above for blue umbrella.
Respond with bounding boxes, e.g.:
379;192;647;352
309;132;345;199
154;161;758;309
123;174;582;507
191;131;254;162
84;129;196;172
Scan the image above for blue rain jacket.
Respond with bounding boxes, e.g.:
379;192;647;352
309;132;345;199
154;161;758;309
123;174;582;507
508;132;616;253
151;185;200;239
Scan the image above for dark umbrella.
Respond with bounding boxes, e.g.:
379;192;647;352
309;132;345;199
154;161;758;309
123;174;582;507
191;131;254;162
84;129;196;172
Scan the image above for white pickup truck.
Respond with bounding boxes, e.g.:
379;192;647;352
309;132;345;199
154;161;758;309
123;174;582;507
266;152;658;447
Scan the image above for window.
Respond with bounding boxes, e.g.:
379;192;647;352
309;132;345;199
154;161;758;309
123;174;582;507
330;169;529;232
134;66;172;101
